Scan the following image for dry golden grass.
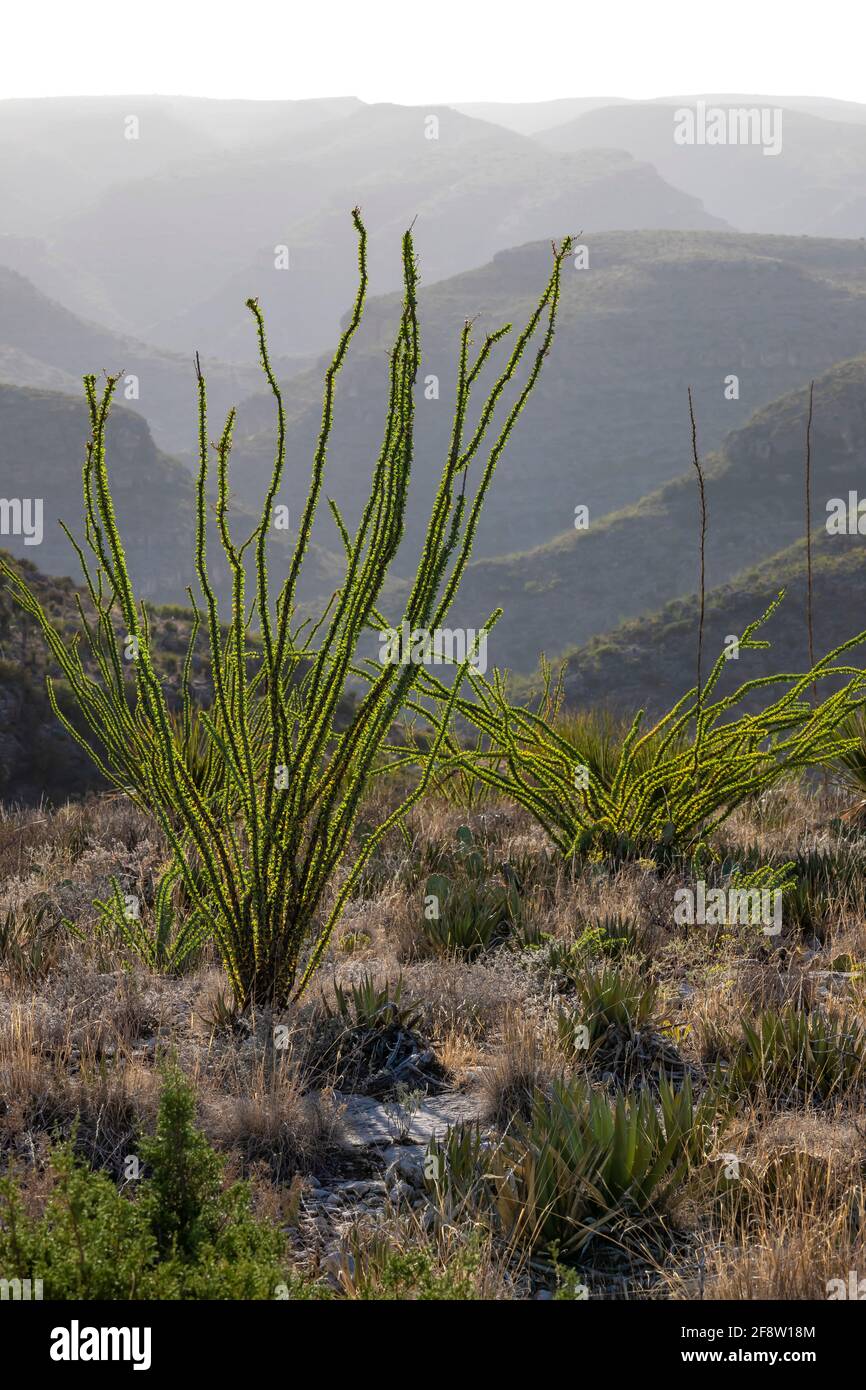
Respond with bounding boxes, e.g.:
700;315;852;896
479;1009;561;1128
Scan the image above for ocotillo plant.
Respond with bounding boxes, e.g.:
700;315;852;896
411;594;866;863
0;212;573;1008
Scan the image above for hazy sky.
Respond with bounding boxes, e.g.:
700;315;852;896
2;0;864;105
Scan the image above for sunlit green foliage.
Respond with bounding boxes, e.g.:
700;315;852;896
420;596;866;864
0;214;572;1007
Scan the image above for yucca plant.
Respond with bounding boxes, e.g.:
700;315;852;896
493;1074;718;1255
416;595;866;864
784;845;866;943
422;871;519;960
556;959;661;1050
329;973;421;1033
0;213;573;1008
0;898;60;982
316;972;444;1098
425;1120;496;1222
725;1005;866;1104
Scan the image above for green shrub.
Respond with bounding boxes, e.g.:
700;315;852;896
0;1069;285;1299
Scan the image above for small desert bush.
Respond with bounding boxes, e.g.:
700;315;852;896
0;1067;285;1299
